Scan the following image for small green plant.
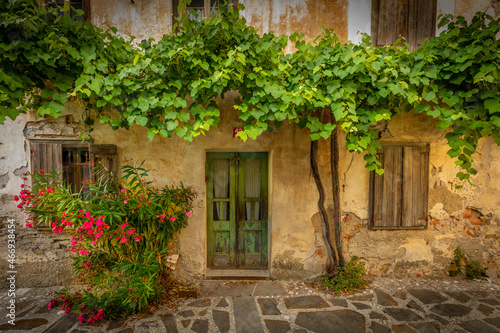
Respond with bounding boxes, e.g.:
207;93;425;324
449;246;485;280
318;257;367;294
465;260;483;280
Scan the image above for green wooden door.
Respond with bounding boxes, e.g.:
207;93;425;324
207;152;268;269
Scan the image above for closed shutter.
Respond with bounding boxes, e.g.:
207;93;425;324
82;0;91;21
30;142;63;183
371;145;403;228
89;144;118;182
372;0;436;51
411;1;436;51
172;0;180;31
372;0;408;47
401;144;429;228
370;143;429;229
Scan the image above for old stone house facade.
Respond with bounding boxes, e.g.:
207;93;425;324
0;0;499;288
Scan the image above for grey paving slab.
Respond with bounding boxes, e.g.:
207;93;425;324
484;317;500;328
427;313;448;325
216;298;229;307
407;289;448;304
233;297;264;333
384;308;423;322
295;310;365;333
0;318;49;331
352;302;371;310
284;295;329;309
213;310;230;333
160;314;178;333
264;319;290;333
375;289;398;306
392;324;415;333
347;294;373;301
258;298;281;315
331;298;348;307
430;303;472;317
43;314;78;333
460;320;499;333
16;305;36;319
412;322;440;333
191;319;209;333
370;311;387;320
469;290;489;297
477;303;494;315
253;281;287;296
201;282;256;297
480;298;500;306
444;291;471;303
179;310;195;317
407;300;425;313
371;321;391;333
187;299;211;307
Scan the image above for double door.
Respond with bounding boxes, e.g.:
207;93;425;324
206;152;268;269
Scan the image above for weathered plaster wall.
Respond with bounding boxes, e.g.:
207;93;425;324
0;114;76;288
1;0;499;288
90;0;348;46
240;0;348;45
329;112;500;281
87;93;327;281
91;0;173;42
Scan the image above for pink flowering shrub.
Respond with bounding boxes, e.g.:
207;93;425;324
17;160;197;320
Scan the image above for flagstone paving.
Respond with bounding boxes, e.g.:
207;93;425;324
1;277;499;332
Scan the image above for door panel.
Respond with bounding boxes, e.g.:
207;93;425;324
207;152;268;269
207;153;237;268
237;153;268;268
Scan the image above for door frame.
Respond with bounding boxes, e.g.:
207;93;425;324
205;151;270;270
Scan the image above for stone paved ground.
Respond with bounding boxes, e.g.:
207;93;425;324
1;277;499;333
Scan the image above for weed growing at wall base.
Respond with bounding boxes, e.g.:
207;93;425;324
16;160;197;321
318;257;368;294
449;246;486;280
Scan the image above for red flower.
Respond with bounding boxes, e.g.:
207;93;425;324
13;195;19;201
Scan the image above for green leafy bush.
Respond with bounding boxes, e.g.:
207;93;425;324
2;1;499;181
17;160;197;322
318;257;367;294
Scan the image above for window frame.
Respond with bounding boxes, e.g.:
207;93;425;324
29;139;117;228
43;0;91;21
368;142;430;230
172;0;238;30
371;0;437;51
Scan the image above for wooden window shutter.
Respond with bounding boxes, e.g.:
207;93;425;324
89;144;118;182
372;0;436;51
30;142;63;183
401;144;429;228
370;145;403;228
410;0;436;51
372;0;409;47
370;143;429;229
82;0;91;21
172;0;180;31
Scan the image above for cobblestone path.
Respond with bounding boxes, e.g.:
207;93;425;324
1;277;499;332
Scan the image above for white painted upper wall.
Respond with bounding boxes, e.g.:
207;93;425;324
347;0;371;44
